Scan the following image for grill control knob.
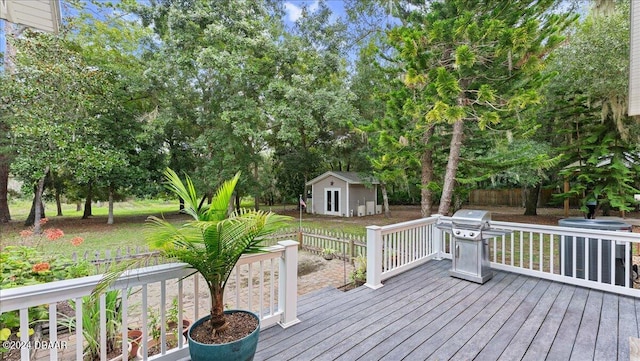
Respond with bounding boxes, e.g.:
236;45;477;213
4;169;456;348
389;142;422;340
455;230;460;235
469;232;475;237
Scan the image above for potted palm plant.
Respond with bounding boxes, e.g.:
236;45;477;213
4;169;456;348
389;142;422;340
99;169;291;361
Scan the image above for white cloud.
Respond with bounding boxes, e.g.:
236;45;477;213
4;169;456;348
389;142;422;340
283;1;319;23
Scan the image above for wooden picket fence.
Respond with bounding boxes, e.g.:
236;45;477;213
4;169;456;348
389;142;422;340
74;228;366;272
269;228;366;262
70;246;162;273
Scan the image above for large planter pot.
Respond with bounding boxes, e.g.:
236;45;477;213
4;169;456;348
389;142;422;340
187;310;260;361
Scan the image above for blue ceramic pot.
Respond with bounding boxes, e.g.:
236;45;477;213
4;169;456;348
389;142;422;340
187;310;260;361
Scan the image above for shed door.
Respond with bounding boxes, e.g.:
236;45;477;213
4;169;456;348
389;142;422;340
325;188;340;216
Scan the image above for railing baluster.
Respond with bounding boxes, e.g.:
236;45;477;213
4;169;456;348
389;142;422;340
539;232;543;272
561;235;566;276
529;232;534;270
585;237;590;281
501;234;506;265
597;238;603;283
625;241;631;287
248;263;254;313
610;239;616;285
141;285;148;360
550;234;555;274
121;289;129;359
510;233;514;267
49;303;58;361
519;231;523;268
572;236;577;279
259;260;264;319
75;297;83;361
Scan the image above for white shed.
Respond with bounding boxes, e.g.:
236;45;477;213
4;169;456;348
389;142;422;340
305;171;380;217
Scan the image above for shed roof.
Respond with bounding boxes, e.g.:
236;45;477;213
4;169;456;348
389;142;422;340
306;171;379;186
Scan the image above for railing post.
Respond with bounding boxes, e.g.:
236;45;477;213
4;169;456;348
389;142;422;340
366;225;384;289
431;214;444;260
278;240;300;328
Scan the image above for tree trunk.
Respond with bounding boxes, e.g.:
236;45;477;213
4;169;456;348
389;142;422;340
420;125;435;218
381;183;391;218
253;163;260;211
76;201;82;212
107;186;114;225
0;152;10;223
55;188;63;216
438;120;464;216
524;183;541;216
82;183;93;219
31;166;49;232
25;186;46;228
209;284;227;331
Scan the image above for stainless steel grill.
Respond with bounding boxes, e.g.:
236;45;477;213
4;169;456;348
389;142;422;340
437;209;510;284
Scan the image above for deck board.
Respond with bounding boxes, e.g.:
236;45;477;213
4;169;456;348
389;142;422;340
618;296;639;361
521;284;575;361
571;290;603;360
254;259;639;361
497;281;563;360
546;286;588;360
427;273;525;361
595;292;620;360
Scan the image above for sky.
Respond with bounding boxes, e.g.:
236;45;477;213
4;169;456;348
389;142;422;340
282;0;347;24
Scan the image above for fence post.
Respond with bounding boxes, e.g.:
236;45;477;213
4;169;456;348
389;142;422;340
431;214;444;260
350;239;355;261
278;240;300;328
365;225;383;289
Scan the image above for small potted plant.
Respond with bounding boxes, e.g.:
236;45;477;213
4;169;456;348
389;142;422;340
167;297;191;337
322;248;336;260
137;308;183;359
98;169;291;361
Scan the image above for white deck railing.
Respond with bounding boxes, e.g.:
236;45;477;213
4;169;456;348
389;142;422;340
366;216;640;297
365;217;443;289
0;240;299;361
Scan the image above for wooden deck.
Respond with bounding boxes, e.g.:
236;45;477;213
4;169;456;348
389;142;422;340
255;259;640;360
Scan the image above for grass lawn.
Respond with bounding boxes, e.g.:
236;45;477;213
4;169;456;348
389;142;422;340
1;199;190;258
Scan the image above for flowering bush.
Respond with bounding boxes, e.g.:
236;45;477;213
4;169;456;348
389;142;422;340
0;220;92;353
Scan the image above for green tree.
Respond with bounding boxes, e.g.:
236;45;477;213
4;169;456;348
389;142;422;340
133;0;283;209
546;0;640;213
387;0;576;214
3;29;124;229
267;2;361;201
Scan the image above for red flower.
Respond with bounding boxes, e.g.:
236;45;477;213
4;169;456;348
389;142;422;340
32;262;50;273
70;237;84;246
38;218;48;226
44;228;64;241
19;230;33;238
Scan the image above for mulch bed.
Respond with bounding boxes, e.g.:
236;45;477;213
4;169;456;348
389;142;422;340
189;313;257;345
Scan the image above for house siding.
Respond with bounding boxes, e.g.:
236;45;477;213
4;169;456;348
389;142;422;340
348;186;377;216
1;0;61;33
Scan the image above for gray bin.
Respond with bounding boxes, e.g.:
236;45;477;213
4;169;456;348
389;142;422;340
559;218;632;286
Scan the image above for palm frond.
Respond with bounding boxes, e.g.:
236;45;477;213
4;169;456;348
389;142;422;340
205;172;240;221
163;168;200;220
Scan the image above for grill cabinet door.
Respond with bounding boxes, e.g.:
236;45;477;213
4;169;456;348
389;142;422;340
454;239;479;275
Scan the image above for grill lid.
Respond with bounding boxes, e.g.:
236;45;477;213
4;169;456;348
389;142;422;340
451;209;491;229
